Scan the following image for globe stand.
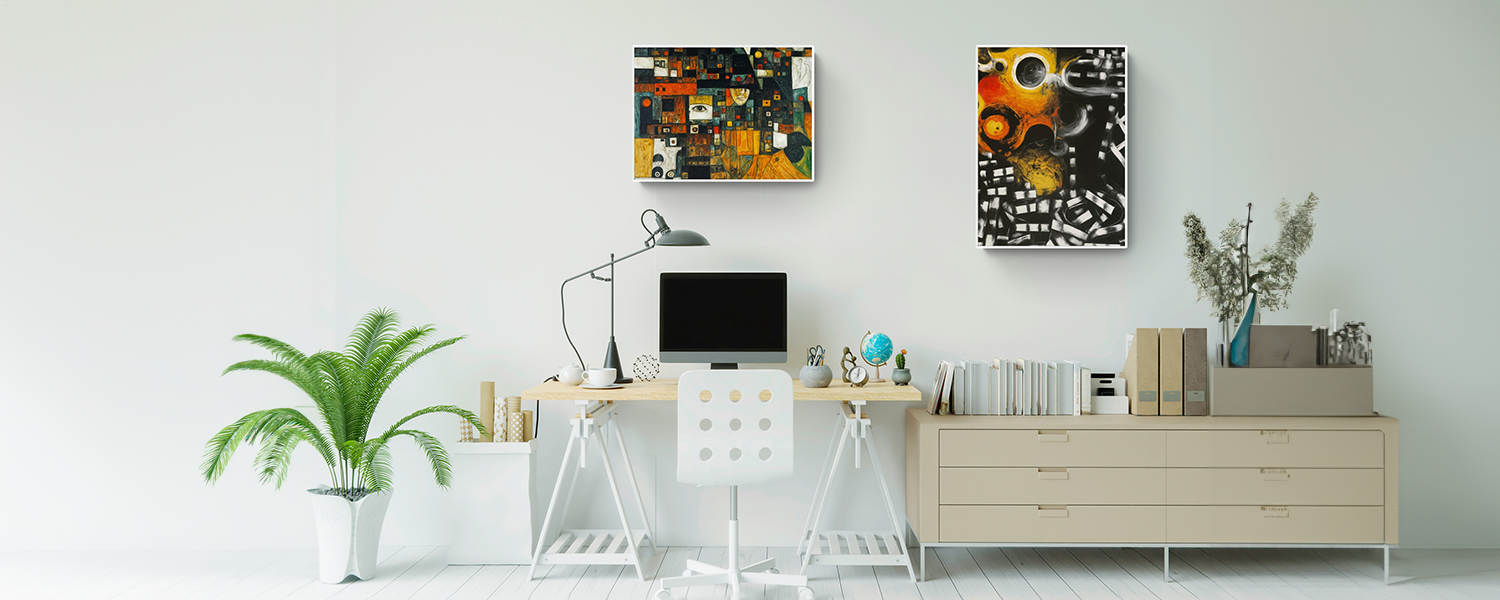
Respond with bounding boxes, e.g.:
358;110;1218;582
869;364;885;383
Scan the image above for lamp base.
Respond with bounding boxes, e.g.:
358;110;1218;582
602;337;633;384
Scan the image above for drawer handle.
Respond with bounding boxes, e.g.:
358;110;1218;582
1261;506;1290;518
1038;468;1069;480
1261;430;1289;444
1261;468;1289;481
1038;430;1068;443
1038;505;1069;518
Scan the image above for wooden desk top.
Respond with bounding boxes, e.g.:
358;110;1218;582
521;378;922;402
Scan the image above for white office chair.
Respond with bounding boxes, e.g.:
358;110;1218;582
656;370;814;600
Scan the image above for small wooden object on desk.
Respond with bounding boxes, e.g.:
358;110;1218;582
480;382;496;442
505;396;524;442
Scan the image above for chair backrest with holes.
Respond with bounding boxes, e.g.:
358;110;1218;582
676;369;794;487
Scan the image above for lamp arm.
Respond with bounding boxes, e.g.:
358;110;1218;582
558;238;660;369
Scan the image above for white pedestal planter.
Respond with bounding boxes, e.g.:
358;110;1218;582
309;488;392;583
448;439;540;564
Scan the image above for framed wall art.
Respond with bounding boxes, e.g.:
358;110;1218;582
634;46;813;181
977;46;1127;248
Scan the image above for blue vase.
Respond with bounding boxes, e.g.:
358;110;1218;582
1229;293;1257;367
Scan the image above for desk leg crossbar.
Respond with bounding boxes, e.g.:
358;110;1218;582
529;401;657;581
797;401;918;582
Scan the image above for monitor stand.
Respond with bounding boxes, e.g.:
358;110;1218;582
710;363;738;370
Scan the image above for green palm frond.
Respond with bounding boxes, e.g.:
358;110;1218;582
345;308;400;367
358;439;394;492
253;426;308;489
379;405;485;441
230;334;309;365
206;307;464;494
383;429;452;489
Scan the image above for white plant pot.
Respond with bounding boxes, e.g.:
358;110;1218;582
309;488;392;583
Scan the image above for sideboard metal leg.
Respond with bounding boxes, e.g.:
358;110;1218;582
1163;546;1172;583
1384;546;1390;585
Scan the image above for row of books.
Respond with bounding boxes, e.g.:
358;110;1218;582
928;359;1090;415
1120;327;1209;416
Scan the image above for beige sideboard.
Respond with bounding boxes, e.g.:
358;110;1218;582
904;408;1398;582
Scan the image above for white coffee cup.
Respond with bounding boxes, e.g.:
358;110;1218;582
584;368;617;387
557;364;584;385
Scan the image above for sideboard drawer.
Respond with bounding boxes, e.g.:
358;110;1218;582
1166;430;1383;468
941;468;1166;505
941;505;1165;543
940;430;1165;467
1167;506;1383;543
1167;468;1383;506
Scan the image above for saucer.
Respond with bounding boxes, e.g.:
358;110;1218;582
580;383;624;390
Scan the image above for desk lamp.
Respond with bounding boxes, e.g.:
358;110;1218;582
561;209;709;384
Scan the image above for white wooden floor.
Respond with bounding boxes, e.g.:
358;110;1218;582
2;546;1496;599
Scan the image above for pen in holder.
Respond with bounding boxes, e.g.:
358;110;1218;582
800;344;832;388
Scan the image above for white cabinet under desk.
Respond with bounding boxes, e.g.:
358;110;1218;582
905;409;1400;583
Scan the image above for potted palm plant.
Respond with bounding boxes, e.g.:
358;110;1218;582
201;308;485;584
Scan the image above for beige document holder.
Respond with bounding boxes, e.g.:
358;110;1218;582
1159;328;1184;416
1122;328;1159;416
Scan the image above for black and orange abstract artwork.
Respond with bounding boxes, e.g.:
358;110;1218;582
977;47;1126;248
634;47;813;181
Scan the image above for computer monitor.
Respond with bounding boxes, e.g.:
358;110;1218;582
659;272;787;369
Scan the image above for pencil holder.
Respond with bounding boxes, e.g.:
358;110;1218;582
799;365;832;388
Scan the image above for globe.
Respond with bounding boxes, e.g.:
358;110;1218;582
860;332;894;367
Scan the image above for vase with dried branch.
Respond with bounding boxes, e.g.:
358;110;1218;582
1183;193;1318;365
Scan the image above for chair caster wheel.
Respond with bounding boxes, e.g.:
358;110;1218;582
655;591;673;600
683;569;693;577
797;586;815;600
769;568;779;574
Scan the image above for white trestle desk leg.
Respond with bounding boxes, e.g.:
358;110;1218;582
590;413;646;581
860;411;918;582
798;412;845;558
852;402;862;469
801;414;851;573
530;424;579;580
610;414;656;553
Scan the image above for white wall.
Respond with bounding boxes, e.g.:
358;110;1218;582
2;0;1496;551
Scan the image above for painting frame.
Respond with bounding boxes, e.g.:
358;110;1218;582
976;45;1128;249
633;45;815;183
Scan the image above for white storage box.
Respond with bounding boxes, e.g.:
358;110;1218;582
448;439;541;564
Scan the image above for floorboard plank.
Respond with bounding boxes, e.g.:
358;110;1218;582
1200;549;1318;600
366;546;450;599
152;551;288;600
965;548;1039;600
571;564;627;600
912;547;961;600
687;547;728;600
996;548;1076;600
446;565;516;600
873;559;922;600
931;549;1000;600
1133;547;1238;600
1096;548;1195;600
837;565;882;600
1169;548;1284;600
1063;549;1158;600
485;562;558;600
282;546;435;600
802;553;843;600
1033;548;1115;600
604;546;670;600
645;546;701;600
407;564;480;600
764;547;807;600
53;554;177;600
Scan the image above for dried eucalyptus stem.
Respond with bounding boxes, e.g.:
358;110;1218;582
1183;193;1318;321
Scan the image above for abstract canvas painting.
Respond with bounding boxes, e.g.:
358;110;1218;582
634;47;813;181
977;47;1127;248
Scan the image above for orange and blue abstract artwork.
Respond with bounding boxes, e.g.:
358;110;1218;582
634;47;813;181
978;47;1126;247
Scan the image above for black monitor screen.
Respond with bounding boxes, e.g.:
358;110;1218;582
660;272;787;353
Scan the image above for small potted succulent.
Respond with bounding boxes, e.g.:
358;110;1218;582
891;349;911;385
